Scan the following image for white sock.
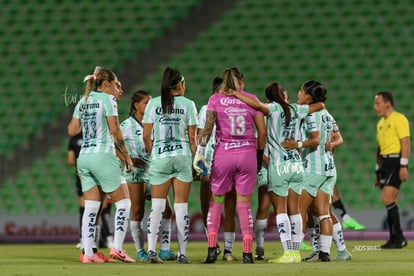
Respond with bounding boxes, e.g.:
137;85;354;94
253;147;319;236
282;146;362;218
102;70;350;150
174;203;189;256
82;200;101;256
130;220;144;251
113;198;131;251
289;214;302;251
224;232;235;252
311;216;321;252
333;222;346;251
276;213;292;251
159;218;171;251
147;198;166;252
319;234;332;254
255;219;267;248
106;235;114;249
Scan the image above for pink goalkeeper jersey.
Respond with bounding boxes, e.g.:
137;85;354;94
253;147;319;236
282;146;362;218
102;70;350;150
207;91;261;154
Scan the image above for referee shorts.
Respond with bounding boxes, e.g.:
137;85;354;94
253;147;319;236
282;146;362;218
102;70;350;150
380;155;402;189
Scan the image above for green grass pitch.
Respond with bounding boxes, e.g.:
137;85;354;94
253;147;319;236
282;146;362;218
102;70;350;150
1;240;414;276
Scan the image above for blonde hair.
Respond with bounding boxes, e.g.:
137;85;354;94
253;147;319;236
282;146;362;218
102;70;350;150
222;67;243;92
83;66;117;105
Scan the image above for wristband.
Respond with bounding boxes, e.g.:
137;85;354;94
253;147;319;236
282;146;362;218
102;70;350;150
375;164;379;171
195;145;205;156
297;141;303;149
400;158;409;166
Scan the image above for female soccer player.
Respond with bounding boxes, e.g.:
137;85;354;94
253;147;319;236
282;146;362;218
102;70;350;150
143;67;198;264
282;80;335;262
232;82;324;263
195;67;266;264
121;90;152;261
67;66;135;263
197;77;238;261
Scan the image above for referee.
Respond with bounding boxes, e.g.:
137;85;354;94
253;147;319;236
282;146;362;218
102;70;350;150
374;91;410;249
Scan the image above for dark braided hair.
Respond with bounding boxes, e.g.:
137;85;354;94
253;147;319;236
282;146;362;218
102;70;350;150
302;80;327;103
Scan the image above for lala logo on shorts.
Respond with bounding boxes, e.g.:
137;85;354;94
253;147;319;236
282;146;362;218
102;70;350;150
224;140;250;150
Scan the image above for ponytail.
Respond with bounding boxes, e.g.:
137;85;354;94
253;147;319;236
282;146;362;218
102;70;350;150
265;82;292;126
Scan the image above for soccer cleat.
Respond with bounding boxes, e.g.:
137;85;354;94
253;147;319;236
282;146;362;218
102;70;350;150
109;248;136;263
178;254;189;264
268;252;296;264
159;249;177;261
335;249;352;261
255;246;265;260
242;252;254;264
342;218;365;231
291;251;302;263
80;253;104;263
389;237;408;249
204;247;217;264
302;251;320;262
381;239;394;249
96;252;116;263
223;250;237;261
137;249;149;261
318;251;331;262
300;241;313;251
148;250;164;263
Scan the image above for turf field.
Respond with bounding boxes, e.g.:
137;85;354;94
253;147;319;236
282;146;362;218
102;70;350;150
1;240;414;276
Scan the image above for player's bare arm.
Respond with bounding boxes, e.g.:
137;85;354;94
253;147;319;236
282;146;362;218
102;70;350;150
198;110;216;147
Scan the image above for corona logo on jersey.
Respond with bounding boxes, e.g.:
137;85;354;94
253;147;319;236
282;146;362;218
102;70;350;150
155;107;185;115
219;97;243;106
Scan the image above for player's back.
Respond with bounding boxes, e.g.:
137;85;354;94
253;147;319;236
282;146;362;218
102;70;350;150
207;91;258;153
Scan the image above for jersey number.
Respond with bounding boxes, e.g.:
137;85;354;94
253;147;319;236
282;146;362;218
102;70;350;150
166;126;174;140
229;115;245;135
83;120;97;139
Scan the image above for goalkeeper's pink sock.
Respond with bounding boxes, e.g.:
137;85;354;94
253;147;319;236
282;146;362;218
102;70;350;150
207;201;222;248
237;201;254;253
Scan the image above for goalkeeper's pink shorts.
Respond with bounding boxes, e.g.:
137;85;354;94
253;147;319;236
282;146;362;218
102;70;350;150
209;151;256;196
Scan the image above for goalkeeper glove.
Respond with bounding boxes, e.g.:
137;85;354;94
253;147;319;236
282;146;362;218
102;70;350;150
193;145;209;176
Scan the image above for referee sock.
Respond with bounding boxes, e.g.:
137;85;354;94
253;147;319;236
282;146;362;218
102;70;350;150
387;202;403;239
147;198;166;253
332;199;347;219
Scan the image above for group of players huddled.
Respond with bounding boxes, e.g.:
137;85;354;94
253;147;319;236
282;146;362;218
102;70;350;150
68;66;365;264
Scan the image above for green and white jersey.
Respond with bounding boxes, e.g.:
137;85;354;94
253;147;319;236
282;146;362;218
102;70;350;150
73;91;118;154
300;109;335;176
143;95;198;160
330;114;340;177
120;115;150;164
266;102;309;166
198;104;215;164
